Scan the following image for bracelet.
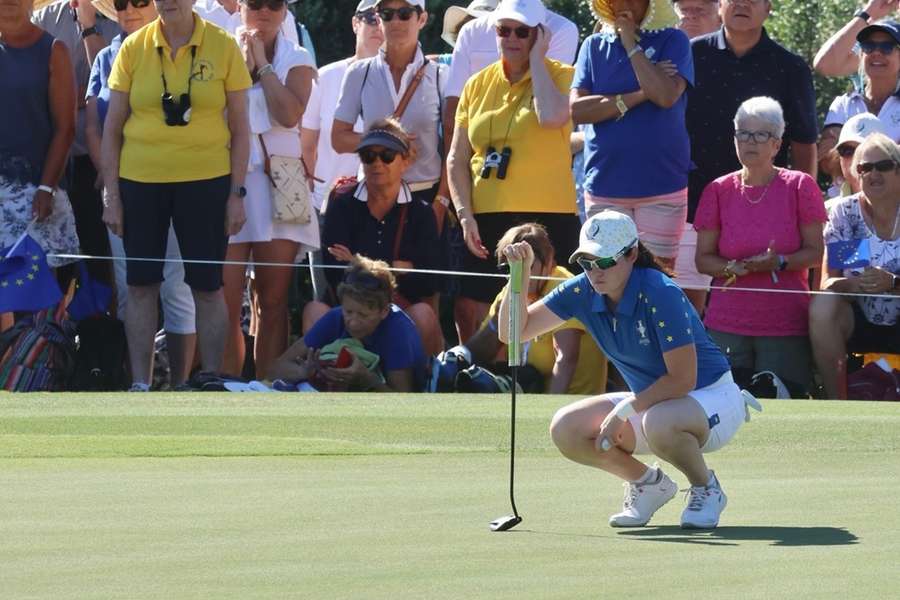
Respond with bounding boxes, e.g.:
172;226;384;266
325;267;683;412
626;45;643;59
615;94;628;120
37;184;55;195
257;63;275;78
609;399;637;422
455;205;468;216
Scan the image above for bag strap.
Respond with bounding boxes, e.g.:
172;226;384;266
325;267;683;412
258;134;322;186
393;59;429;120
392;201;410;262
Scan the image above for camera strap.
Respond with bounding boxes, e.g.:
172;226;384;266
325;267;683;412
157;45;197;98
487;79;532;150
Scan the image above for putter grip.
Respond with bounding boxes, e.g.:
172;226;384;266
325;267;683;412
507;261;523;367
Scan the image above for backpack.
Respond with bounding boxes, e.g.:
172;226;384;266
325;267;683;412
69;315;127;392
0;305;76;392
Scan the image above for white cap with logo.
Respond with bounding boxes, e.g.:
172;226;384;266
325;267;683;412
492;0;547;28
569;211;639;264
376;0;426;9
836;112;888;149
356;0;378;11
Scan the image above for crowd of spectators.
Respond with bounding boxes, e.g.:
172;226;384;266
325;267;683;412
1;0;898;398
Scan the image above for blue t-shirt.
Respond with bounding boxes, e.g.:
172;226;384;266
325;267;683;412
85;33;124;129
573;29;694;198
304;304;427;385
543;267;729;394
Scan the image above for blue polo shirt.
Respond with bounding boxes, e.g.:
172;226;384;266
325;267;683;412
543;267;729;394
86;33;124;128
573;29;694;198
304;304;427;386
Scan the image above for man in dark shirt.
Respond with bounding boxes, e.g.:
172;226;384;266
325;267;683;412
683;0;818;309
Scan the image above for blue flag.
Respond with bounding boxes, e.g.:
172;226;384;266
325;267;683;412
0;234;63;313
827;239;871;270
67;261;112;321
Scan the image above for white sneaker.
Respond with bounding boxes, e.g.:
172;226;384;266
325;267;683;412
608;466;678;527
680;471;728;529
128;383;150;392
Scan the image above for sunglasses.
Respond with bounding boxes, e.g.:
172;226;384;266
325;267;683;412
377;6;422;22
359;148;400;164
243;0;285;9
576;246;634;272
114;0;151;10
836;144;857;158
860;40;898;55
734;129;778;143
496;25;533;39
343;271;385;291
355;9;380;25
856;158;897;175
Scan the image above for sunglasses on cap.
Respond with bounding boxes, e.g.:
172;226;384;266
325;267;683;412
734;129;777;143
576;245;634;272
355;9;380;25
856;158;897;175
359;148;400;164
836;144;857;158
377;6;422;21
496;25;533;39
114;0;151;10
343;270;385;290
860;40;898;55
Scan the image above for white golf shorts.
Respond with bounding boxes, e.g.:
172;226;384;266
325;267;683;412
611;372;746;456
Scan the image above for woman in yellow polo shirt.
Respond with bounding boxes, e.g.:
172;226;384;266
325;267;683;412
100;0;252;391
447;0;580;343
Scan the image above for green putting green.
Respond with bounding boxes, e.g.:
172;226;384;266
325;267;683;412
0;394;898;599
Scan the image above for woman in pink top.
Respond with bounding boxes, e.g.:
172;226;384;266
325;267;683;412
694;97;827;392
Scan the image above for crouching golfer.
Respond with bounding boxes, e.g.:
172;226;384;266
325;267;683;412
499;211;756;529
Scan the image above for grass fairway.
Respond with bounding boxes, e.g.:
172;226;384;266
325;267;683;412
0;394;898;599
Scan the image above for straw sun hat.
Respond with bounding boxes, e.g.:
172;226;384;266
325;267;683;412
589;0;678;36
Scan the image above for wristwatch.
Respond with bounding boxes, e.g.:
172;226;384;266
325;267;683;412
81;25;99;39
777;254;788;271
615;94;628;120
854;10;870;24
37;184;55;195
626;45;643;59
231;185;247;198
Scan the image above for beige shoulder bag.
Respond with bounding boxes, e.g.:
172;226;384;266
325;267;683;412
259;134;318;225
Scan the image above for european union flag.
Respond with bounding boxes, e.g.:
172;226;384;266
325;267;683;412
827;239;871;270
67;261;112;321
0;234;63;313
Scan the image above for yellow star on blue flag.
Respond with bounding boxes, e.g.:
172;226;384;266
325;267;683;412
0;234;62;313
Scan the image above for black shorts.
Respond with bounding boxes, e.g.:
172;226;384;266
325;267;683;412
121;176;230;292
459;211;581;303
847;302;900;354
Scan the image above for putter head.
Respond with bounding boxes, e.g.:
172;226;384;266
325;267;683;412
489;514;522;532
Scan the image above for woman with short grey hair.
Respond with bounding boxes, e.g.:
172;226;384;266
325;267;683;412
693;97;827;394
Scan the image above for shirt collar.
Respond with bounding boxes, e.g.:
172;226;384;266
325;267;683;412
589;267;643;316
715;26;773;56
375;44;425;72
354;179;412;205
151;13;206;50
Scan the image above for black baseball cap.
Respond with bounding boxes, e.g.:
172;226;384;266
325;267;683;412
857;19;900;44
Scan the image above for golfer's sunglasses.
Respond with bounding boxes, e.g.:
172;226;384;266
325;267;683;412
856;159;898;175
495;25;532;39
576;246;634;272
115;0;152;11
377;6;422;22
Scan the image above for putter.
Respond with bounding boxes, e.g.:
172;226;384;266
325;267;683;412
490;260;524;532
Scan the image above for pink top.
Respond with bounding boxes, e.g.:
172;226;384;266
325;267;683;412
694;168;827;336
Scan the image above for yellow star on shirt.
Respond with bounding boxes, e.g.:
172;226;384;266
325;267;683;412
686;328;692;335
15;279;24;286
31;264;39;272
658;321;666;328
26;273;34;281
666;335;674;342
573;287;581;294
31;255;39;261
0;280;7;287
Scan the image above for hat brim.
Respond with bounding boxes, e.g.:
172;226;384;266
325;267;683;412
442;6;471;47
92;0;118;22
568;242;605;264
492;8;545;28
355;132;409;155
857;23;900;45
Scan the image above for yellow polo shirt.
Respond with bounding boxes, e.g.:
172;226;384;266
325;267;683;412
456;59;576;215
485;266;607;395
108;14;252;183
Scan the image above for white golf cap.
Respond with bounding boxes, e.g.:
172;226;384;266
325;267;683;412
569;211;639;263
492;0;547;27
376;0;426;9
442;0;499;46
837;112;888;149
356;0;378;11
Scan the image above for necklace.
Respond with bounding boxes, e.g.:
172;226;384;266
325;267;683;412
739;169;778;205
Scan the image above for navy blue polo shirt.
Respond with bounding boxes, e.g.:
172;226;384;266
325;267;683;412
686;28;817;222
543;267;730;394
573;28;694;198
304;305;427;387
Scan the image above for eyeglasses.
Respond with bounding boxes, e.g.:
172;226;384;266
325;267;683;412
860;40;898;55
377;6;422;22
359;148;400;164
836;145;857;158
343;270;385;290
735;129;778;143
355;9;380;25
114;0;151;11
576;246;633;272
856;158;897;175
496;25;532;39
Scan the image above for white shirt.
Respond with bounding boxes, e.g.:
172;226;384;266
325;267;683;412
302;58;364;209
444;9;579;98
193;0;299;45
825;90;900;142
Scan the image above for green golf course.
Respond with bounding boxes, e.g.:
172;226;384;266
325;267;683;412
1;393;897;599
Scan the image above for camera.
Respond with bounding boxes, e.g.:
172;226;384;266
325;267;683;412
161;92;192;127
480;146;512;180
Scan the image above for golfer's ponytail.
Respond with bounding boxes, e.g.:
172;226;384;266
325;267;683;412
630;242;673;277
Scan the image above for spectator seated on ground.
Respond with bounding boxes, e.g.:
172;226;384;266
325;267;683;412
810;133;900;400
268;256;428;392
442;223;607;394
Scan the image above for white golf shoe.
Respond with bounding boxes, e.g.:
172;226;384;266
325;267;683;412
680;471;728;529
608;466;678;527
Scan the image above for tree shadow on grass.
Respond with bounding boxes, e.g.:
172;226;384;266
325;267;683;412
615;526;859;547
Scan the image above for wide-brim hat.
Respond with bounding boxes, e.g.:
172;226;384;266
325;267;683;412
91;0;118;22
32;0;59;12
590;0;678;36
569;211;639;263
442;0;498;46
